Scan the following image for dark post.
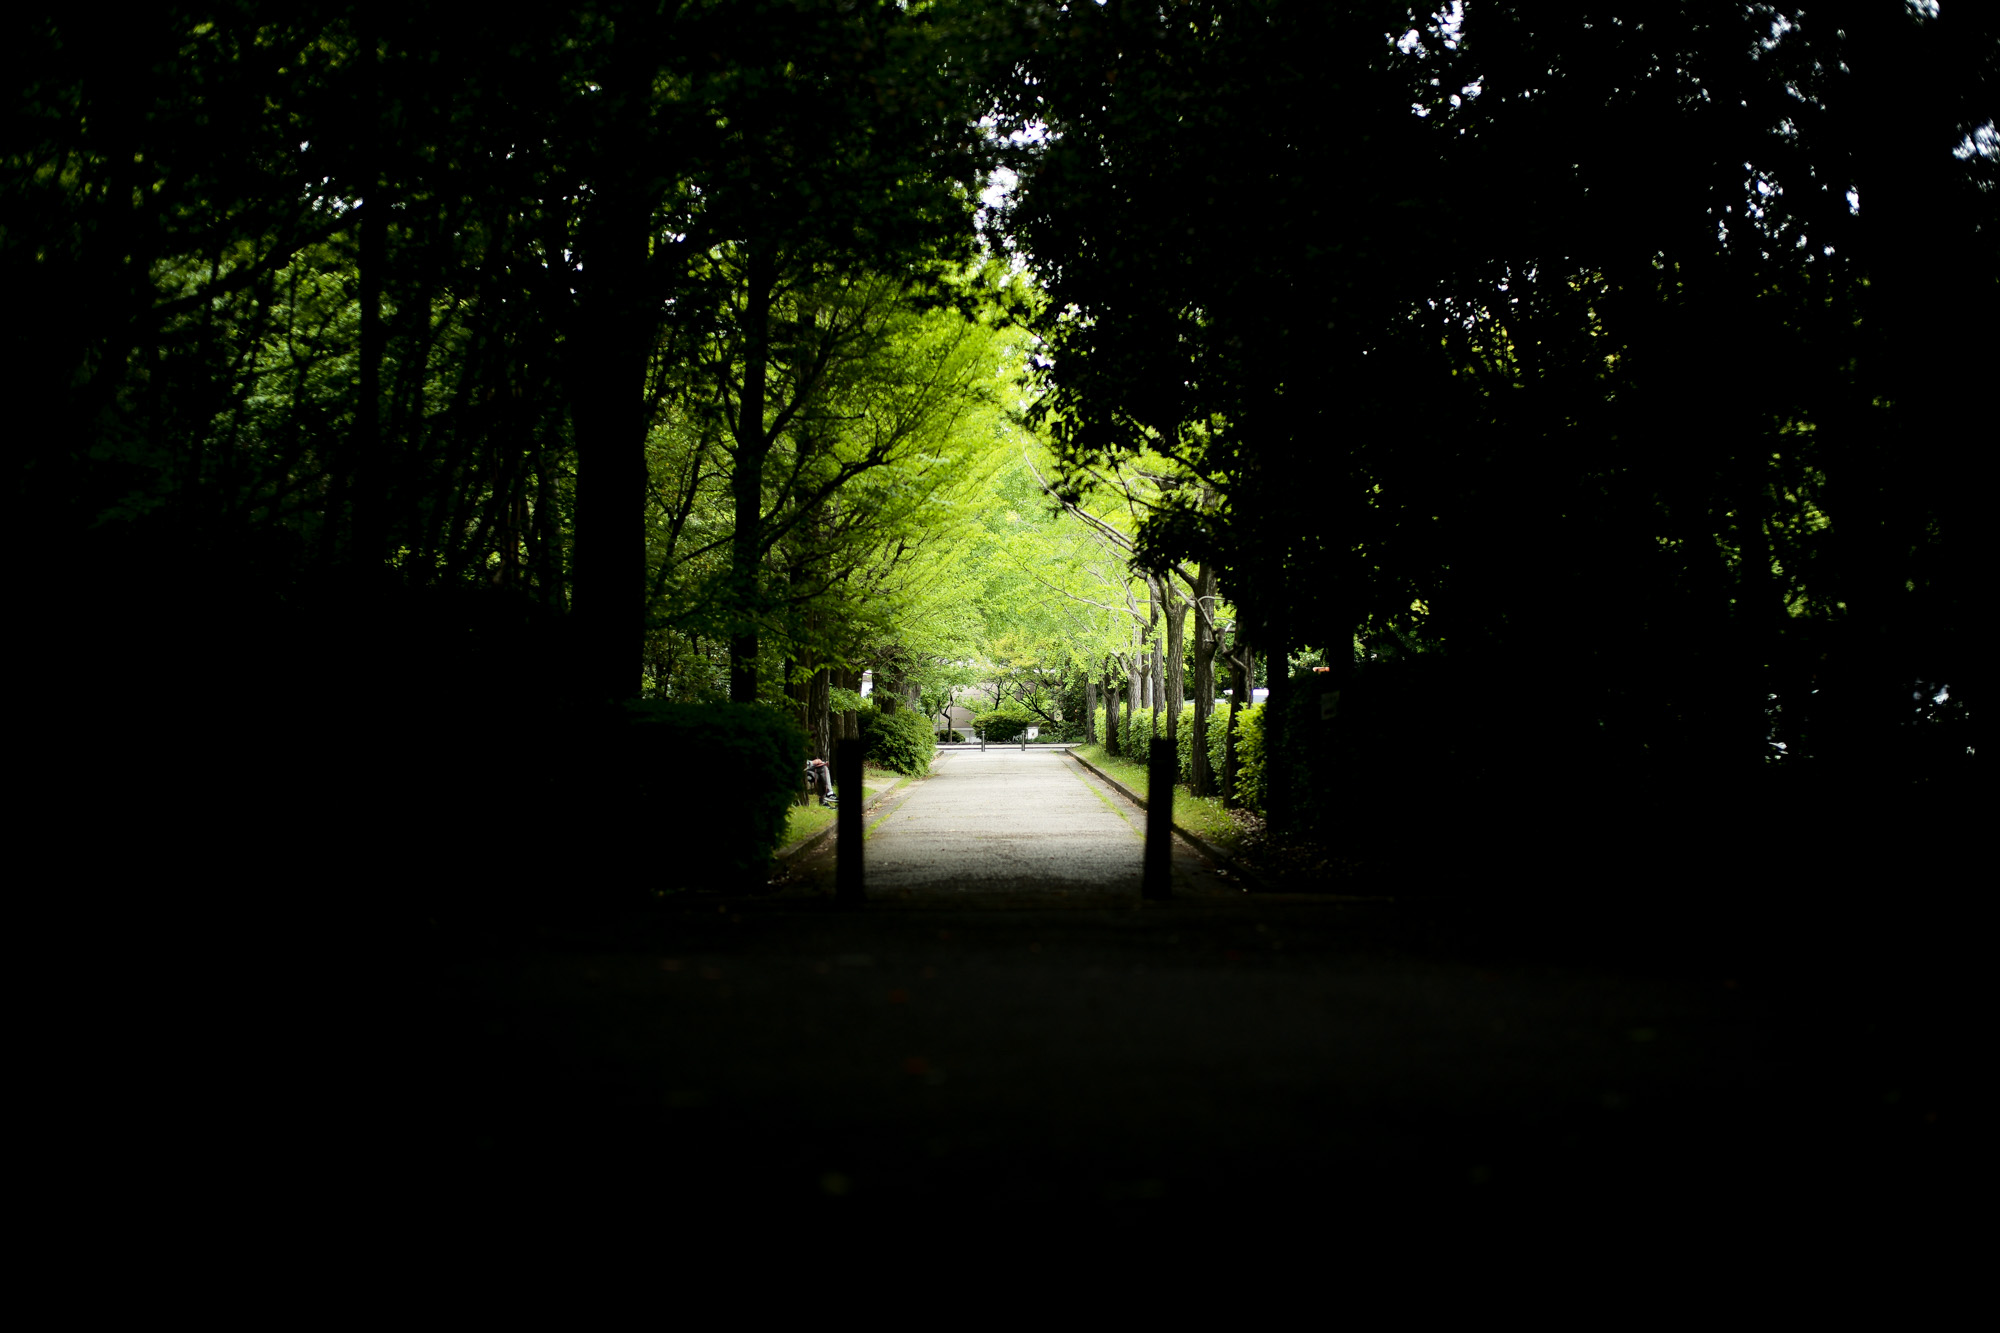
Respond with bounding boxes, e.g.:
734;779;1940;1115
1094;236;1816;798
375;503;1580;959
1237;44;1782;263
836;737;863;906
1143;736;1174;900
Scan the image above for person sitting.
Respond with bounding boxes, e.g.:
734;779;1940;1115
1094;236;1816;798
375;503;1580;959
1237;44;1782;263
805;757;837;807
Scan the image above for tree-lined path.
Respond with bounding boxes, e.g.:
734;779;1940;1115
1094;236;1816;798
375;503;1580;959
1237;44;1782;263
18;2;1972;1268
820;749;1227;899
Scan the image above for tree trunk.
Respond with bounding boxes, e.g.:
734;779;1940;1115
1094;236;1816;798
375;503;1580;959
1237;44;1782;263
833;668;858;742
1125;650;1140;749
788;657;812;806
349;4;386;570
1103;671;1120;756
569;188;651;702
728;243;776;703
566;29;657;704
1084;679;1097;744
809;667;831;763
352;197;385;568
1164;591;1186;743
1264;628;1290;832
875;659;900;715
1190;562;1217;796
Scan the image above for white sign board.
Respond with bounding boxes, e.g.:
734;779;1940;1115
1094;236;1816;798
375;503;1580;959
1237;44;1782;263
1025;726;1039;740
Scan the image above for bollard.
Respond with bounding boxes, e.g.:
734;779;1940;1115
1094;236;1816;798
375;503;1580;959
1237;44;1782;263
1142;736;1174;900
1021;735;1026;751
980;738;985;753
836;737;864;906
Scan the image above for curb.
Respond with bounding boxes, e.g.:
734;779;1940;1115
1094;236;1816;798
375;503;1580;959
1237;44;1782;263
1062;750;1269;892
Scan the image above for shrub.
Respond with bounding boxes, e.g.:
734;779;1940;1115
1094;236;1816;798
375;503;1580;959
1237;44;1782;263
558;700;805;900
1167;702;1229;790
1095;702;1232;789
1094;701;1161;756
1122;704;1159;756
861;705;937;775
1232;702;1267;814
971;700;1038;743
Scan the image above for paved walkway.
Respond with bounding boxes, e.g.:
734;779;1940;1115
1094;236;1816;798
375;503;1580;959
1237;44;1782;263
852;749;1220;896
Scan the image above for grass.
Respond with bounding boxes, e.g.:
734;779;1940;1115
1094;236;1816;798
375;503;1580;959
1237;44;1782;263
779;761;912;849
782;802;836;847
1069;742;1245;853
1076;768;1145;840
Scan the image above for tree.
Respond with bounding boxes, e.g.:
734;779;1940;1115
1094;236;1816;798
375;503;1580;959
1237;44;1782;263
999;0;1990;839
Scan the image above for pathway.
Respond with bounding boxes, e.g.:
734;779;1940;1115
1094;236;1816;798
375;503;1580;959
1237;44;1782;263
846;748;1222;896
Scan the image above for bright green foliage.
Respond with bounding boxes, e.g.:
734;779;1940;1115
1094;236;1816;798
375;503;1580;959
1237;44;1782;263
1094;704;1153;761
858;705;936;776
646;263;1025;705
1173;703;1229;796
956;450;1148;724
1093;701;1239;795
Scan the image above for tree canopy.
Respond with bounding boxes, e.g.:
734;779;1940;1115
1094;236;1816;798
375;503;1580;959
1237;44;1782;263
11;1;1982;883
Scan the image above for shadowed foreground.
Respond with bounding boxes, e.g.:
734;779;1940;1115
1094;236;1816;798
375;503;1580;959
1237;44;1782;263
390;888;1967;1255
352;755;1972;1263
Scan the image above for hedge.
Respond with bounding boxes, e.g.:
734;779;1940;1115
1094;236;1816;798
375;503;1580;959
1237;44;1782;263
591;700;805;893
1092;700;1263;810
1232;702;1267;814
405;699;806;919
